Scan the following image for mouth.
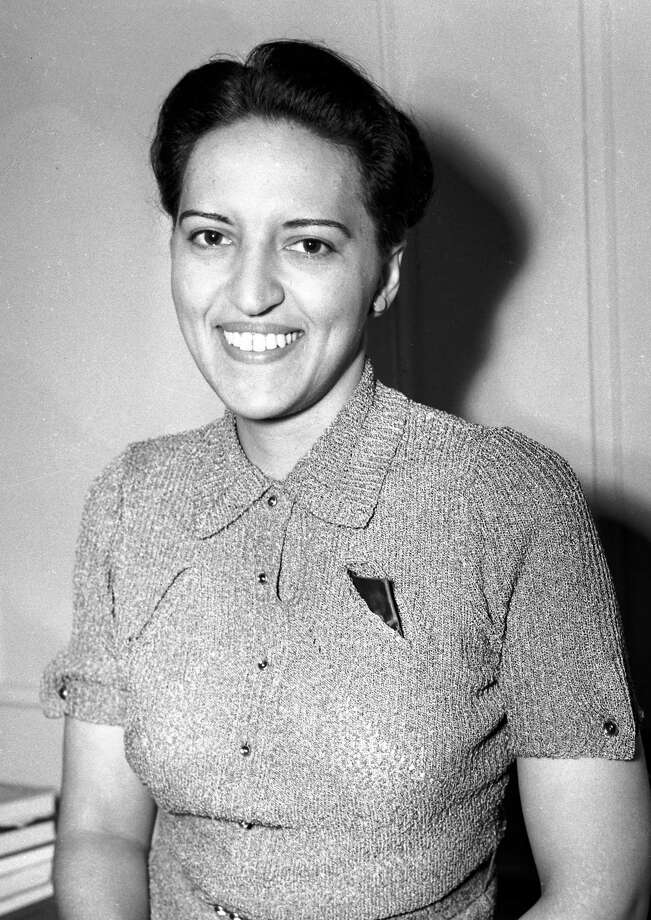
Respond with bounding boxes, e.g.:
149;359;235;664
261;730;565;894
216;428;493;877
223;329;301;353
216;325;304;363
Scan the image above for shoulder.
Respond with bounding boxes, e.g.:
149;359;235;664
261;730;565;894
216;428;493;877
124;418;223;472
85;417;227;510
470;426;585;525
385;384;584;517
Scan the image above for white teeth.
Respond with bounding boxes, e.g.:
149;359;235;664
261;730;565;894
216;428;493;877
223;330;299;352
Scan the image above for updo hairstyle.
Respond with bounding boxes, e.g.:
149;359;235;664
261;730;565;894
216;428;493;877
150;40;433;253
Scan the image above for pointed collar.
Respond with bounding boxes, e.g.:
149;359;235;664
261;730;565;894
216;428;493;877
188;359;408;537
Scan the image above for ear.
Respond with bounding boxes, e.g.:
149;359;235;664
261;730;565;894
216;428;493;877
370;243;406;317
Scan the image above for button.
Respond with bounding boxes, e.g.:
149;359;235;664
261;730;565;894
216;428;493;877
214;908;228;917
257;658;269;670
238;819;254;829
267;494;278;508
57;684;68;701
257;572;268;585
240;742;251;756
602;719;619;737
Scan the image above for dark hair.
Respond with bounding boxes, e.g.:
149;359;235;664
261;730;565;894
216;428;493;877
150;40;433;252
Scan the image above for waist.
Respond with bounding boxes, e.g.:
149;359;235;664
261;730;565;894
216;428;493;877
205;867;495;920
150;811;499;920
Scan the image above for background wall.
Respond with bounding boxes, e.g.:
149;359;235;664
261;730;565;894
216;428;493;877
1;0;648;833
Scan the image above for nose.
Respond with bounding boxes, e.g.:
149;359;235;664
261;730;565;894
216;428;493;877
227;243;284;315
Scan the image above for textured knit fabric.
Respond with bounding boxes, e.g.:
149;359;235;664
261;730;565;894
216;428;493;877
41;359;638;920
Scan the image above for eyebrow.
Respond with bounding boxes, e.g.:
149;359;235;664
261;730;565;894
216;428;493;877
178;210;231;225
284;219;351;238
178;210;351;238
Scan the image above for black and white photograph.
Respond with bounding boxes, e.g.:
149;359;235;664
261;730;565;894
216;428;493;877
1;2;650;918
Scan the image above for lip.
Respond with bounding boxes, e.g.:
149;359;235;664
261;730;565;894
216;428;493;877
216;326;304;364
218;322;303;335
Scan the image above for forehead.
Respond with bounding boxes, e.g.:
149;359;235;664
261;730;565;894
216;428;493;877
181;117;368;221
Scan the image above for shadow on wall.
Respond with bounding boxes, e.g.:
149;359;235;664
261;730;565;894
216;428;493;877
367;131;651;919
367;127;530;415
595;500;651;763
594;500;651;920
368;128;540;917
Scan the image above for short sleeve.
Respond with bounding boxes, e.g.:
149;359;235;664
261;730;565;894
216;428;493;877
475;429;639;760
40;452;129;724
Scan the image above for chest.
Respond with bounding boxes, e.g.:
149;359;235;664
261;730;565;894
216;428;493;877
113;492;504;822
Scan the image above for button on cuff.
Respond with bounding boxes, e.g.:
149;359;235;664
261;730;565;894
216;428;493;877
602;718;619;738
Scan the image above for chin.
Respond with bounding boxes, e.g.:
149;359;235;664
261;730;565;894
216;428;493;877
219;389;298;422
212;365;319;421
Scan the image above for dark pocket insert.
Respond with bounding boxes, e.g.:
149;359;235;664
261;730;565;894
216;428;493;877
347;570;404;637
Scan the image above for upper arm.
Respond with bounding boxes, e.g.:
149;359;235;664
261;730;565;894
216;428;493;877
473;432;640;761
41;452;131;724
58;716;156;850
517;748;651;919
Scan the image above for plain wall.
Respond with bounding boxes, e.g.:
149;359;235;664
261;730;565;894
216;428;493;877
1;1;649;789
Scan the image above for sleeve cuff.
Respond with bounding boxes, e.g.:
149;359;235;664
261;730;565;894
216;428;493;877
508;701;640;760
40;670;127;725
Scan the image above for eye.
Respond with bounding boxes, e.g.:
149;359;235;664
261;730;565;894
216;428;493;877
286;238;333;256
190;229;232;248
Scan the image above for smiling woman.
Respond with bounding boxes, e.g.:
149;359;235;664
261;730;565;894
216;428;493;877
39;39;650;920
170;117;398;455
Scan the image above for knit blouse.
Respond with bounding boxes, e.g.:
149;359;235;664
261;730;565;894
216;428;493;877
41;360;638;920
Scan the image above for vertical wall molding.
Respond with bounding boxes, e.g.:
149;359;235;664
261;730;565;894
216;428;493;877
579;0;623;502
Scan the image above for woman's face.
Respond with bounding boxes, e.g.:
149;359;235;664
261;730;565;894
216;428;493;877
170;116;402;421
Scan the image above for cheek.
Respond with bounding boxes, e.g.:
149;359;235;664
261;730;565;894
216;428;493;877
171;260;211;318
323;278;372;334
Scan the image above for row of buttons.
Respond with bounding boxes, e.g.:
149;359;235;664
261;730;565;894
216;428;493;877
244;492;277;764
239;492;277;840
218;535;270;920
239;654;271;759
255;493;278;587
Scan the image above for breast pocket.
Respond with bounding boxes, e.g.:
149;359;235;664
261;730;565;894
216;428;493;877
346;566;405;637
338;560;421;659
284;561;434;731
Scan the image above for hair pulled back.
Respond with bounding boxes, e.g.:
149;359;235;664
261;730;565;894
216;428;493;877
150;40;433;252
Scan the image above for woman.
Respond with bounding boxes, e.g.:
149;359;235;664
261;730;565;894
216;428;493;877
41;40;650;920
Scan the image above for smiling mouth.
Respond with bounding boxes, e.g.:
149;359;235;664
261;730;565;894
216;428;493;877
223;330;302;352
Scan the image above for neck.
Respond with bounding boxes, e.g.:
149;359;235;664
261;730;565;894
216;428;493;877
235;356;366;481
